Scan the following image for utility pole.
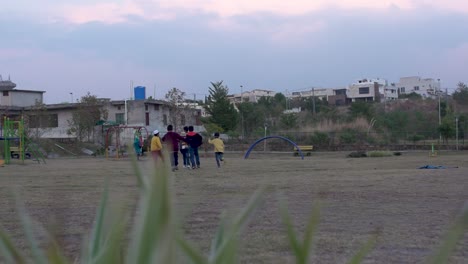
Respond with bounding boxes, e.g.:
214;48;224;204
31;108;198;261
438;79;441;142
240;85;244;140
312;87;316;115
456;116;459;150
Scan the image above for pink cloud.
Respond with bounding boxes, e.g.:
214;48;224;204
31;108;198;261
54;0;468;25
0;48;33;59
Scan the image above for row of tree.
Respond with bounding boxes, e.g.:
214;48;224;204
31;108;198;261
9;81;468;145
203;81;468;144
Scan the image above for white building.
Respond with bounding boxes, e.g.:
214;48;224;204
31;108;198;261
347;78;398;102
229;89;276;103
396;76;441;98
0;77;45;107
290;88;334;100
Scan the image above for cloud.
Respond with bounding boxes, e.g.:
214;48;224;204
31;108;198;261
1;1;468;103
0;49;182;103
438;43;468;87
48;0;468;25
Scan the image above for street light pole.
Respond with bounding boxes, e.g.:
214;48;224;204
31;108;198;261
438;79;441;142
456;116;459;150
312;87;316;115
70;92;73;103
240;85;244;140
264;124;267;151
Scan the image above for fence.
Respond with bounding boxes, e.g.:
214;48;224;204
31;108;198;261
221;131;468;152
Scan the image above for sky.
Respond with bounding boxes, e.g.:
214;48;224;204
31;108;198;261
0;0;467;104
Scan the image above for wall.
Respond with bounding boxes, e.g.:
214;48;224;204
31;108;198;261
31;109;75;139
0;91;12;106
347;83;377;101
10;91;43;107
397;77;440;98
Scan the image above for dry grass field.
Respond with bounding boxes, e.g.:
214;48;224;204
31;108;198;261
0;151;467;263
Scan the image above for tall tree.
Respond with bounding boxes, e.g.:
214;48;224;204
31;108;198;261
452;82;468;105
68;92;108;142
205;81;238;132
238;102;264;137
165;87;188;130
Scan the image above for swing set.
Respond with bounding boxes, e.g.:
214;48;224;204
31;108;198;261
105;125;149;159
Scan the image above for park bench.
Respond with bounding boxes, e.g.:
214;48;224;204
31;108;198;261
293;145;313;156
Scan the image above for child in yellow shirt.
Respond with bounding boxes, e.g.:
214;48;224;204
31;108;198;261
151;130;163;163
208;132;225;168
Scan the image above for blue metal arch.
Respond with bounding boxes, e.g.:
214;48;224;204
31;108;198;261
244;136;305;160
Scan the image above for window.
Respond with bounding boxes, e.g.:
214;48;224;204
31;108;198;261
163;114;167;125
115;113;125;124
414;86;419;91
117;106;122;110
29;114;58;128
400;87;405;93
3;91;9;96
154;104;160;111
145;104;148;111
145;112;150;126
359;87;370;94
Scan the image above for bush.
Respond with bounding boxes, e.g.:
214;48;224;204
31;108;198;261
339;129;357;144
408;134;425;143
309;131;330;146
367;151;393;157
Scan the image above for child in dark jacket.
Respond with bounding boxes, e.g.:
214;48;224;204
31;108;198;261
185;126;203;169
162;124;186;171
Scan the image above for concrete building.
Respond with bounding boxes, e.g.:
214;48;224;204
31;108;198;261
395;76;441;98
26;99;202;141
229;89;276;103
327;88;349;106
347;78;398;102
290;88;334;101
0;77;45;107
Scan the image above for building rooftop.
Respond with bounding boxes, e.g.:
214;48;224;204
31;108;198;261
0;80;16;91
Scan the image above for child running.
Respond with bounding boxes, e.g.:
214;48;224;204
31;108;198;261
150;130;163;165
208;132;225;168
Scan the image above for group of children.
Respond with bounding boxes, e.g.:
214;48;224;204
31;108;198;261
149;125;225;170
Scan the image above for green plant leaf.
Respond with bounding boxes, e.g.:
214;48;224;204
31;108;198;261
177;236;207;264
301;205;321;263
46;239;69;264
279;199;303;262
130;146;147;190
87;182;110;261
16;196;48;264
348;233;378;264
429;203;468;264
210;188;264;264
126;153;176;264
0;225;26;263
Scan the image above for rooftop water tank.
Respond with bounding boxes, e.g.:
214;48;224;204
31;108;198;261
134;86;146;100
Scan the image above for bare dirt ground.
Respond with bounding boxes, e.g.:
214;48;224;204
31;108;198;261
1;151;467;263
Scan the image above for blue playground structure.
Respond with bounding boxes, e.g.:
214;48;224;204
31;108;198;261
244;136;306;160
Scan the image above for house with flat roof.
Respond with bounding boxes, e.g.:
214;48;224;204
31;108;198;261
395;76;440;98
0;76;45;107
